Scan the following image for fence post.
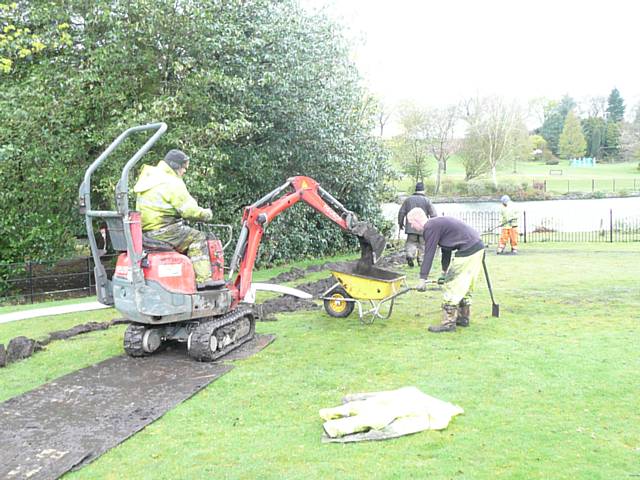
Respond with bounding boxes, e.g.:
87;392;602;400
592;179;594;192
87;257;92;295
544;180;547;192
609;209;613;243
523;210;527;243
613;179;615;192
28;261;34;304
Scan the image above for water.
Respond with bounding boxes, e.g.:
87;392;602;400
383;197;640;235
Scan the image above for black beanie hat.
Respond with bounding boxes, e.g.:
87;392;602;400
164;149;189;171
415;181;425;192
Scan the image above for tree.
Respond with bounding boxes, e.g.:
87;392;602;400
606;88;625;122
423;105;458;194
461;96;528;185
581;117;606;159
0;0;390;264
376;101;394;137
558;110;587;159
619;120;640;162
529;134;551;161
395;103;432;185
586;96;607;118
540;95;576;155
603;121;621;160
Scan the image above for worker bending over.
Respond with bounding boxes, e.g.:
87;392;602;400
133;149;216;289
409;208;485;333
497;195;519;255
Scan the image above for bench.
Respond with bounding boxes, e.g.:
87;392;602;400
549;169;563;175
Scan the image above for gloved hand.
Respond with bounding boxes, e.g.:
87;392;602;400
202;208;213;221
437;272;447;285
415;279;428;292
398;224;404;231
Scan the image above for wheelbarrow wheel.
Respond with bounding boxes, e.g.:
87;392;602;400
324;286;355;318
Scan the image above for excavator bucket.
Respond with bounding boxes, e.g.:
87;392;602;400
350;221;386;265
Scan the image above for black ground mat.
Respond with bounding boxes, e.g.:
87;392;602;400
0;334;275;480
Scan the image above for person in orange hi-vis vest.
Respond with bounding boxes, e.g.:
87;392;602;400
497;195;519;255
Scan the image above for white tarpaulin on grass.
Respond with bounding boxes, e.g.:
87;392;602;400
320;386;464;443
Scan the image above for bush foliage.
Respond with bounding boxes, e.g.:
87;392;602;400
0;0;390;265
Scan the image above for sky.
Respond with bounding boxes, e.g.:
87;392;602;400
300;0;640;118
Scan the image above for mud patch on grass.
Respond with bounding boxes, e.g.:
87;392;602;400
0;334;275;480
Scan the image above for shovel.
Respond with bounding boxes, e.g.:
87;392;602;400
481;252;500;318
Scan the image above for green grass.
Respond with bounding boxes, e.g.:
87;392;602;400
393;156;640;195
1;244;639;479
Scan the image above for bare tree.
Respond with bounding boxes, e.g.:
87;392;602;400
396;102;431;184
587;96;607;118
377;102;394;137
423;105;459;194
620;105;640;161
461;96;528;186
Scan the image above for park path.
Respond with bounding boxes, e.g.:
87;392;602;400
0;301;109;325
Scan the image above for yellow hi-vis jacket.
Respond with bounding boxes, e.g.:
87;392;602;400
500;202;519;228
133;160;210;231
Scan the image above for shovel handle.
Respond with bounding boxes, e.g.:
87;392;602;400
482;252;500;317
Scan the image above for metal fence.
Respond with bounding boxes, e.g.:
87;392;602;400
0;255;118;305
535;177;640;194
1;209;639;305
453;209;640;245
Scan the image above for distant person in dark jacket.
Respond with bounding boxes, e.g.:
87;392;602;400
397;181;437;267
408;208;485;333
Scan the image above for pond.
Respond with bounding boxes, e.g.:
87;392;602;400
383;196;640;235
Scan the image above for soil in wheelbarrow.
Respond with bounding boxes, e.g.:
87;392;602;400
327;260;404;281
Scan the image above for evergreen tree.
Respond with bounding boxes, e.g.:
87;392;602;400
558;110;587;159
581;117;606;158
603;121;621;160
540;95;576;155
606;88;625;122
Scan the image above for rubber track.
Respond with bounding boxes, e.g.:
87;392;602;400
123;324;149;357
188;306;255;362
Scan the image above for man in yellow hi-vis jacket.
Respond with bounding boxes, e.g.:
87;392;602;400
497;195;519;255
133;149;216;289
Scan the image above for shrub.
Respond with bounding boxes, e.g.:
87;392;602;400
466;181;487;196
545;158;560;165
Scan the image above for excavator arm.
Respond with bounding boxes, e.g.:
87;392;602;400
227;176;385;303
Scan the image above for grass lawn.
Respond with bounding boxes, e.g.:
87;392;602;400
392;156;640;195
1;243;639;479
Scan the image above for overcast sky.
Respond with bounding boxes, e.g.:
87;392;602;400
300;0;640;116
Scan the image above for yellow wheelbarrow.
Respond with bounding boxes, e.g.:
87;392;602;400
321;262;413;324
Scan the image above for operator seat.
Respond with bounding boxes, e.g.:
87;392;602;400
141;233;226;289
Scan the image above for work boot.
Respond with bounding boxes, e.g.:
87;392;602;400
428;304;457;333
457;300;470;327
406;257;414;268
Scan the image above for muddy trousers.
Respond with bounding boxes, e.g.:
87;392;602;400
498;227;518;251
145;223;212;283
441;249;484;310
405;234;425;262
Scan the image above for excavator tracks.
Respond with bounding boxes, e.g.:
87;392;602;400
187;306;255;362
123;324;151;357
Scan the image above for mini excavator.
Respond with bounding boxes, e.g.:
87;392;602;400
79;123;385;361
